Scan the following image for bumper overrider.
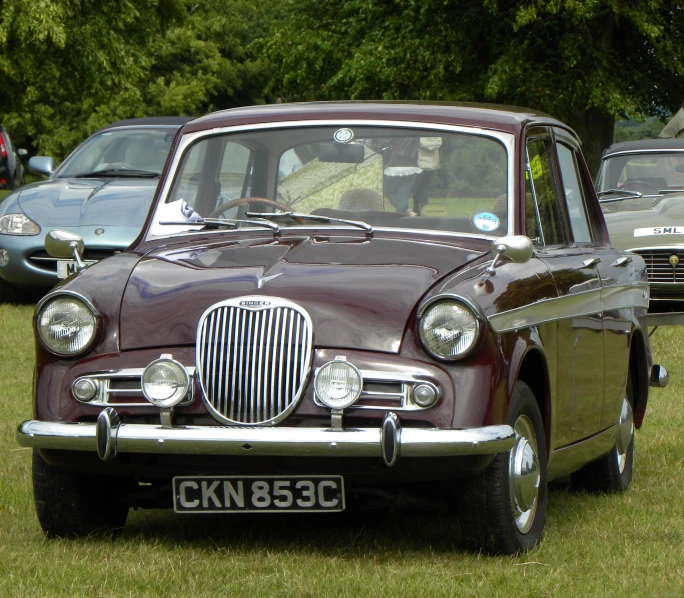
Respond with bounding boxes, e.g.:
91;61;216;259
17;409;516;468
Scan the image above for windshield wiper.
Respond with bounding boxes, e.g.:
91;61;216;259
596;189;643;199
73;168;160;178
159;217;280;236
245;211;373;239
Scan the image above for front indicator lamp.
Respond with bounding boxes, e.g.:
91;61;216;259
413;383;439;408
142;357;190;408
72;377;99;402
314;359;363;409
419;299;481;360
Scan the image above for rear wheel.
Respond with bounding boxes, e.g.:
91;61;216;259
33;450;130;538
571;374;634;493
459;381;547;554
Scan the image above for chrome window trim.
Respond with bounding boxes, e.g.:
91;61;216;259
147;119;516;241
602;149;684;158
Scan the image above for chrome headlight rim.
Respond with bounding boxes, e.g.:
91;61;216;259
34;290;101;357
417;294;486;362
0;212;41;235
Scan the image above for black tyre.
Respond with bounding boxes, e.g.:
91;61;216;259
459;381;547;554
571;373;634;493
32;450;130;538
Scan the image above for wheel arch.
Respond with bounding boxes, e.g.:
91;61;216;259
509;334;552;454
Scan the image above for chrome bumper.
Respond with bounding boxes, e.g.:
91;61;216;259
17;410;516;468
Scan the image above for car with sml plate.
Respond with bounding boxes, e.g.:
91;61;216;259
16;102;668;554
596;139;684;313
0;117;192;303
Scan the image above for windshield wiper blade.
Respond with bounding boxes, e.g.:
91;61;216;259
245;211;373;238
596;189;643;199
159;217;280;236
73;168;160;178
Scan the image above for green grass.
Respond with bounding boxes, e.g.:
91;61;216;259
1;305;683;596
0;189;11;202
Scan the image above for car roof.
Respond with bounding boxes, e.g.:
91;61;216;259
602;138;684;157
182;101;569;137
101;117;195;131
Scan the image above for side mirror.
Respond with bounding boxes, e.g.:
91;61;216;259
486;235;534;274
45;230;85;270
17;149;28;158
28;156;55;176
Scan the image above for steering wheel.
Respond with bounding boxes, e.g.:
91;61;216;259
619;180;659;194
207;196;305;224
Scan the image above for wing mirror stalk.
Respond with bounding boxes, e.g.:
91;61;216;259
486;235;534;275
45;230;85;271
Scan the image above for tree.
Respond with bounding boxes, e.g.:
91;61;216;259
263;0;684;175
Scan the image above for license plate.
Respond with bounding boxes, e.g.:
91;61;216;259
173;475;345;513
57;260;96;278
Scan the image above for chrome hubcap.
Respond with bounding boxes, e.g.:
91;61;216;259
509;415;540;534
616;397;634;474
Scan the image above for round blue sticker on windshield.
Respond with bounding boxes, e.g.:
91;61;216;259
472;212;500;232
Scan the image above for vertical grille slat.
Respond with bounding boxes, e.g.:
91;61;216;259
197;298;312;425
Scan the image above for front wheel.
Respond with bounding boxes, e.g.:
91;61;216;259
459;381;547;554
32;450;130;538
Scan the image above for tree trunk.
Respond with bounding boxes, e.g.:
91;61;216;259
566;108;615;180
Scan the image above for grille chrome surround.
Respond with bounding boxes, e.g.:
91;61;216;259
196;296;313;426
632;249;684;283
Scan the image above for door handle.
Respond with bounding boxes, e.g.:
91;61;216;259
611;256;633;267
582;257;601;268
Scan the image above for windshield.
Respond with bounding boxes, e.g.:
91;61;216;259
598;152;684;196
155;125;509;236
57;127;178;178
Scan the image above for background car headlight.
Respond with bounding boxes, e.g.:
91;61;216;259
314;360;363;409
419;299;480;360
142;358;190;408
36;295;99;356
0;213;40;235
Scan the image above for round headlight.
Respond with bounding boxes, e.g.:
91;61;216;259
419;299;480;360
142;358;190;408
36;295;99;356
314;360;363;409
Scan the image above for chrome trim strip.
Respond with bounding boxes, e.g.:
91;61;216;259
147;119;516;240
488;282;648;333
17;420;515;458
602;149;684;158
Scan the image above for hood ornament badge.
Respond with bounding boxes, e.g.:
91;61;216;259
257;272;283;289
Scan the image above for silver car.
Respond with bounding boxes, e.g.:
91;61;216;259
0;117;192;302
596;139;684;311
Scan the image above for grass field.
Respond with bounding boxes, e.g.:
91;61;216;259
0;304;683;597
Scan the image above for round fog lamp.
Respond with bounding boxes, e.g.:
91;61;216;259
72;377;99;402
413;383;438;408
314;360;363;409
142;358;190;408
0;249;8;267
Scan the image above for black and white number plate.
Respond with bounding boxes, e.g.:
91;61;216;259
173;475;345;513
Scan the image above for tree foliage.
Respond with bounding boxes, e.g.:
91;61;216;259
0;0;281;158
263;0;684;172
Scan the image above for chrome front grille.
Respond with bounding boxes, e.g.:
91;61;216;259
633;249;684;283
196;297;313;425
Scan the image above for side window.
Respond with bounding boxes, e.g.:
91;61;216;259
556;144;592;244
525;137;566;246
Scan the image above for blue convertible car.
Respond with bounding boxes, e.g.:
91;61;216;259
0;117;192;302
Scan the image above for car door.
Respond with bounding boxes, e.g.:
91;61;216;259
524;127;604;447
554;129;636;430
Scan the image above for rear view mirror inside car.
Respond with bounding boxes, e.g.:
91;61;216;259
318;143;365;163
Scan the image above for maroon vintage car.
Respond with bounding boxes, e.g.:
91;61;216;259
16;102;668;554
